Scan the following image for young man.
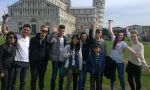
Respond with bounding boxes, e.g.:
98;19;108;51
29;25;50;90
49;25;68;90
87;44;105;90
1;14;31;90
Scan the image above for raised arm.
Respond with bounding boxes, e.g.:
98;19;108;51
0;45;4;78
126;45;136;55
108;20;115;39
88;24;95;49
1;14;9;35
89;24;94;41
126;26;131;37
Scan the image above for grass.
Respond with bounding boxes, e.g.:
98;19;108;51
0;37;150;90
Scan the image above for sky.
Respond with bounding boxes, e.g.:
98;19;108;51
0;0;150;27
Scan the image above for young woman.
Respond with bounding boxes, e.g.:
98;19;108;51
78;32;90;90
126;29;150;90
63;35;82;90
0;32;17;90
108;20;137;90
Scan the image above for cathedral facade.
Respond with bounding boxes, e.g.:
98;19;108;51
7;0;105;34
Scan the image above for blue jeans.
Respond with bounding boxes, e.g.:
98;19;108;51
12;61;29;90
110;63;125;90
78;63;87;90
50;61;65;90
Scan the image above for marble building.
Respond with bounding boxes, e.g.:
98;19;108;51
7;0;105;34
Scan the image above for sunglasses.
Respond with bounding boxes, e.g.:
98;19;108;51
9;36;16;39
23;29;30;32
41;30;48;33
96;31;101;33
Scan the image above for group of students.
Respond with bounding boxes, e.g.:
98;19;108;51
0;14;150;90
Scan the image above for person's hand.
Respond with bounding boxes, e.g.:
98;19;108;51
64;53;71;58
136;53;141;57
108;20;113;24
90;23;95;30
53;27;58;33
126;26;129;31
0;73;4;79
2;14;8;22
143;67;150;72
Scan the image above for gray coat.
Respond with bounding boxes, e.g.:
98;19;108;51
48;33;67;62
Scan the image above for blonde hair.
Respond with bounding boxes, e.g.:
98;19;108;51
40;25;48;29
131;30;140;40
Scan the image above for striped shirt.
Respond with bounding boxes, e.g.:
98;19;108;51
95;55;100;73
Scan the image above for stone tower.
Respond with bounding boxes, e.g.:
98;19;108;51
60;0;70;9
66;0;71;9
93;0;105;28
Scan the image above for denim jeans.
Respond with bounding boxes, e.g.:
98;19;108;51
12;61;29;90
78;63;87;90
110;63;125;90
1;67;14;90
50;61;65;90
66;69;79;90
30;61;47;90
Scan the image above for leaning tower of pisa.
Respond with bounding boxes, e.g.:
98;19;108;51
93;0;105;28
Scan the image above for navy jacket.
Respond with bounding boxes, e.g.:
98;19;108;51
87;52;104;76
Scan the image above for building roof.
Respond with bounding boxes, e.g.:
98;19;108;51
70;7;95;10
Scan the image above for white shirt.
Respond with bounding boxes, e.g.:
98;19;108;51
15;35;30;62
110;36;127;63
129;43;150;68
126;32;150;68
59;37;64;61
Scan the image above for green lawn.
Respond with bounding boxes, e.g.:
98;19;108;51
0;37;150;90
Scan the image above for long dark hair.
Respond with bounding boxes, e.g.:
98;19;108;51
113;32;125;49
80;32;89;43
5;32;17;46
70;34;80;51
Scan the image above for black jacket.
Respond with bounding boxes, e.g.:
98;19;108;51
104;56;116;81
0;44;16;73
29;33;50;63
